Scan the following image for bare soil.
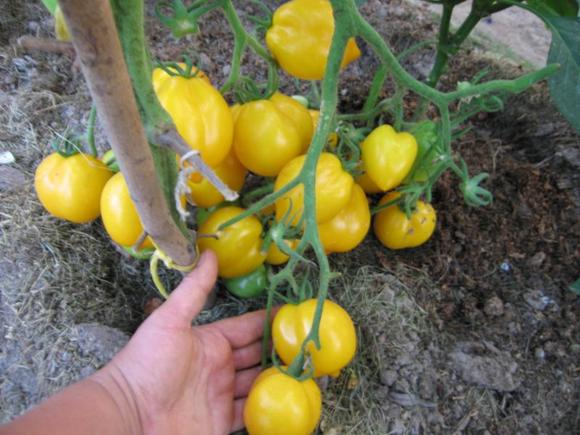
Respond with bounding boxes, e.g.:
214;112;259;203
1;1;578;434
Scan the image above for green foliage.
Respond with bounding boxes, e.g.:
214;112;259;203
546;17;580;132
538;0;579;17
40;0;58;15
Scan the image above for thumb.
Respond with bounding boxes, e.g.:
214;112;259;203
154;250;218;327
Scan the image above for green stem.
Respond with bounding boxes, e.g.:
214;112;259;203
427;2;454;87
220;0;278;95
362;64;387;115
85;105;97;157
443;64;559;103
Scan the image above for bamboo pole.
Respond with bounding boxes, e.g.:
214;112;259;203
59;0;196;267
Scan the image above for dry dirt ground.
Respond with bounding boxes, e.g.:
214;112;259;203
1;1;579;434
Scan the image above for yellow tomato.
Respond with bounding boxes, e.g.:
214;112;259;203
152;66;233;167
356;172;383;194
100;172;153;248
233;93;313;176
361;125;418;191
266;239;299;265
197;206;266;278
266;0;361;80
274;152;353;225
244;367;321;435
373;192;437;249
273;299;357;377
35;153;113;224
319;184;370;253
186;150;247;208
308;109;338;149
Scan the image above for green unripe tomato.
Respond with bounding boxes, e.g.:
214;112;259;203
223;265;268;299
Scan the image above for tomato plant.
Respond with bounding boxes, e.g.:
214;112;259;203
50;0;579;431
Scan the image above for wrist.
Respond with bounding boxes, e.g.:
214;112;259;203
90;363;144;435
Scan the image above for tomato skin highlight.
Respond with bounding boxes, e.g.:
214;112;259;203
152;66;233;167
244;367;322;435
373;192;437;249
223;265;267;299
197;206;266;278
274;152;354;226
100;172;153;249
233;93;313;177
272;299;357;377
35;152;113;224
319;184;371;254
186;149;247;208
266;0;361;80
361;125;418;191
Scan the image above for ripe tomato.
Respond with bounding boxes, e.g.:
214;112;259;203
244;367;321;435
266;239;299;266
35;152;113;224
223;265;267;299
152;66;233;167
234;93;313;177
186;149;247;208
318;184;370;253
100;172;153;248
266;0;361;80
308;109;338;149
373;192;437;249
356;172;382;194
272;299;357;377
361;125;418;191
274;152;353;225
197;206;266;278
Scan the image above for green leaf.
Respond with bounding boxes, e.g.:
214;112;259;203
546;17;580;132
543;0;579;17
40;0;58;15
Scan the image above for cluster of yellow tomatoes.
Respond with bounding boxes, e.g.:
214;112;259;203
35;0;439;433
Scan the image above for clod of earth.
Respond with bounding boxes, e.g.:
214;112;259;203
449;341;520;392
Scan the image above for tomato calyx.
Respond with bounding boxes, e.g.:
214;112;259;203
155;0;222;38
101;149;121;173
50;132;83;158
335;123;368;175
155;55;204;79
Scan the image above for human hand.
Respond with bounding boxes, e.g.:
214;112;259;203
94;250;267;435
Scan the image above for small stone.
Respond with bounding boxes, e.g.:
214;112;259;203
449;341;520;392
380;369;398;386
71;323;129;365
0;167;27;192
524;289;553;311
528;252;546;268
534;347;545;361
484;295;504;317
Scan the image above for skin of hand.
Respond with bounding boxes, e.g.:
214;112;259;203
99;250;267;434
1;250;267;435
